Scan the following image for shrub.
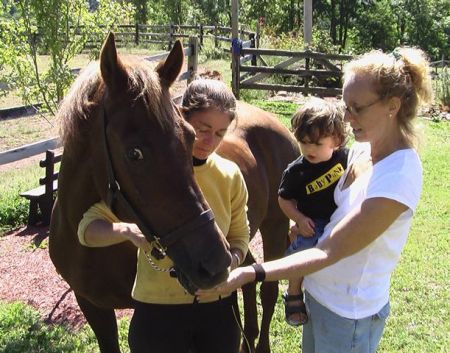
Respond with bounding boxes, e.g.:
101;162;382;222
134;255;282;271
433;65;449;110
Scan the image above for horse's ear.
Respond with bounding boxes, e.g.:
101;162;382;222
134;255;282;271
100;32;128;91
156;40;184;87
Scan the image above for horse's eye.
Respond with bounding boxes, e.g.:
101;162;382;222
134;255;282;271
127;148;144;161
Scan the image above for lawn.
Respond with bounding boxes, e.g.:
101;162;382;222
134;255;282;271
0;102;448;352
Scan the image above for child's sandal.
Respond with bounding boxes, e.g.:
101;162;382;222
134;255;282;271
282;292;308;327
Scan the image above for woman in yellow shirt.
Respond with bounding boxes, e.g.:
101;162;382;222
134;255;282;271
77;79;250;353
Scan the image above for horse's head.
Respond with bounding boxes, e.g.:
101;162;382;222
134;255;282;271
89;33;231;293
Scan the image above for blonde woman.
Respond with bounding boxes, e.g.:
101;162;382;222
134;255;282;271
198;47;433;353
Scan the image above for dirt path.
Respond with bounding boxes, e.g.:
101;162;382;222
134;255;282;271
0;226;133;329
0;225;262;330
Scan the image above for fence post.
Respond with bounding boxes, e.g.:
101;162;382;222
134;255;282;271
168;23;174;50
188;36;199;84
42;150;55;225
135;23;139;45
304;0;312;47
256;21;260;49
231;0;240;99
250;32;257;66
305;53;310;94
199;24;204;47
214;25;218;48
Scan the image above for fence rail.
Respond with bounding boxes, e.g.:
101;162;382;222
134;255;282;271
82;23;256;51
0;138;60;165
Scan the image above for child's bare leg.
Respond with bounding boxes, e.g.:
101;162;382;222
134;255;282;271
288;277;302;296
283;277;308;326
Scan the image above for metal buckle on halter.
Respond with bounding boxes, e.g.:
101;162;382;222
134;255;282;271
143;239;173;274
108;180;120;192
150;237;167;260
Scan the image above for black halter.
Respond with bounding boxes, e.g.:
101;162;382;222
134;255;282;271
101;108;215;259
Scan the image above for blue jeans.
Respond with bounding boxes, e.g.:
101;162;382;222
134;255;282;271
285;218;328;256
302;291;390;353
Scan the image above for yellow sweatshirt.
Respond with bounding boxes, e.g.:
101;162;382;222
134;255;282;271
78;153;249;304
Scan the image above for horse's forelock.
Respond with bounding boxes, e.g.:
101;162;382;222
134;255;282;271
125;58;175;131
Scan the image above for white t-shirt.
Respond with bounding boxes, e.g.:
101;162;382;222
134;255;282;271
303;142;423;319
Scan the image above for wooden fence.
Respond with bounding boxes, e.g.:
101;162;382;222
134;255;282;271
231;47;352;99
430;56;449;108
0;38;199;166
83;24;256;51
430;56;449;72
0;23;257;95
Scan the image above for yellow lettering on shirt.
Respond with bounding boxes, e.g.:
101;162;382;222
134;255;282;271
305;163;345;195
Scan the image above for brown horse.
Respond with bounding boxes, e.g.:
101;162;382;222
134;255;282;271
49;34;232;353
218;102;300;353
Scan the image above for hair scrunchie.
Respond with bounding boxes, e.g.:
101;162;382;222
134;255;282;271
391;48;402;61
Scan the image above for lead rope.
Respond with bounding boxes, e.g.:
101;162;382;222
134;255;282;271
231;297;252;353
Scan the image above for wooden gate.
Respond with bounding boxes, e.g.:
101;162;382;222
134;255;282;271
231;47;352;99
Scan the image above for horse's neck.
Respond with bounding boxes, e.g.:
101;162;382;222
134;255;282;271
58;142;103;222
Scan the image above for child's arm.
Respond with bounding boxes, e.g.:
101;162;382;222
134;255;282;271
278;196;315;237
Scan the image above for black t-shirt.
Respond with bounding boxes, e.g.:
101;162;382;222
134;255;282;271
278;148;349;219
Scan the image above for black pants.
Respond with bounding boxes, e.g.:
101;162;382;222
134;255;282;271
128;293;241;353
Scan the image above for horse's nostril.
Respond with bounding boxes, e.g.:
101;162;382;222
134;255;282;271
197;249;231;279
198;256;229;278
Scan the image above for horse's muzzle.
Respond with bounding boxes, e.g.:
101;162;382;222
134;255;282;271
173;267;199;295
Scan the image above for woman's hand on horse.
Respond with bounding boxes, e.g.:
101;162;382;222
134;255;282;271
121;223;151;251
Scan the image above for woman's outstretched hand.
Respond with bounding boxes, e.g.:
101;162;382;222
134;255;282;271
196;266;255;297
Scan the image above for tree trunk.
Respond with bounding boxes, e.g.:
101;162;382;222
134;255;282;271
338;0;344;47
330;0;337;44
289;0;295;31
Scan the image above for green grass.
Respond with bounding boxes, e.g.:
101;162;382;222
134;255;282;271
0;163;41;232
252;100;298;126
0;301;130;353
380;121;450;353
0;102;448;352
0;114;58;151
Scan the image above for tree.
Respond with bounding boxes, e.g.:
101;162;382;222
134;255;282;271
1;0;134;114
132;0;148;24
352;0;398;52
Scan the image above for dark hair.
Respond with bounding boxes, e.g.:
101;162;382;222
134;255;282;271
343;47;433;148
181;79;236;122
291;97;348;148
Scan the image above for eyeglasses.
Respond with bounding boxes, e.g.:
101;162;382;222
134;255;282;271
344;97;383;117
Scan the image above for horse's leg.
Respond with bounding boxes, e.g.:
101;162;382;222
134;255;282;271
256;281;278;353
256;217;289;353
240;251;258;353
75;294;121;353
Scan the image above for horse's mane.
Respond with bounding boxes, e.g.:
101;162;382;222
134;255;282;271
59;56;174;148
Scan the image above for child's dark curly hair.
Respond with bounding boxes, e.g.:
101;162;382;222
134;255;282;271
291;97;348;148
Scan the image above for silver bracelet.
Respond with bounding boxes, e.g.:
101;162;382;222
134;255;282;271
232;252;241;267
